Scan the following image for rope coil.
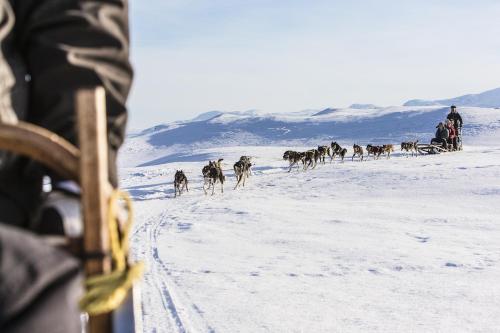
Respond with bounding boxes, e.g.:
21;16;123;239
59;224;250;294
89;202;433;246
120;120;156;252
79;190;144;316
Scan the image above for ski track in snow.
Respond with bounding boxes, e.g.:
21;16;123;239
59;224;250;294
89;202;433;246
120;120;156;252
125;143;500;333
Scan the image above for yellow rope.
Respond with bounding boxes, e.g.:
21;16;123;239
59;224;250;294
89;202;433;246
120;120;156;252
79;190;144;316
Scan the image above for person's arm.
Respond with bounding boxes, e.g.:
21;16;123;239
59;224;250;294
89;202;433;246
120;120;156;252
0;223;80;326
457;114;463;127
15;0;133;186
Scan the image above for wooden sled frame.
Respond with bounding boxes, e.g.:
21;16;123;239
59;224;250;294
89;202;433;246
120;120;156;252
417;143;449;155
0;87;117;333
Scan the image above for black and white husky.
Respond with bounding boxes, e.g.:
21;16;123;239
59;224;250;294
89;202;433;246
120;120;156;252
203;159;225;195
283;150;304;172
234;156;252;189
330;142;347;162
317;146;330;164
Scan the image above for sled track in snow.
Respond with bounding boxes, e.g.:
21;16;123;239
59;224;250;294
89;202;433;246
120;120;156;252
149;217;186;332
146;213;216;333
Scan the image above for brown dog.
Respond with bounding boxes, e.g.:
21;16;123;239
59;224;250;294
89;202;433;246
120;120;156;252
352;144;364;161
366;144;382;160
381;144;395;159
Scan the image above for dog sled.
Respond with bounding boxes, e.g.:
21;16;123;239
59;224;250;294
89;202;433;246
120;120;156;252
0;88;141;333
417;127;463;155
416;143;448;154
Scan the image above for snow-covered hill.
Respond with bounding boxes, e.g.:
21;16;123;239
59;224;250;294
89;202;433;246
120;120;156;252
404;87;500;108
121;105;500;333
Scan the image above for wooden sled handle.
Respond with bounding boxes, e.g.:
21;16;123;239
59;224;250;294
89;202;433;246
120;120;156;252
77;87;113;333
0;121;80;181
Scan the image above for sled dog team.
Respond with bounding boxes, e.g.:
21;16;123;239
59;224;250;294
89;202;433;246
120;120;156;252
174;141;419;197
173;107;463;197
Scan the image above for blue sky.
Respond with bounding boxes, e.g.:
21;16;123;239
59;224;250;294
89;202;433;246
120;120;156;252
127;0;500;129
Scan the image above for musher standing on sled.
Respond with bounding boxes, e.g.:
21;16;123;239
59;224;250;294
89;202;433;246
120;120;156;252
447;105;463;131
447;105;463;149
0;1;132;332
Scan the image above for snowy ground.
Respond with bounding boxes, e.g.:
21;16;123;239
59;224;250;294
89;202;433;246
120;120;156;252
122;141;500;332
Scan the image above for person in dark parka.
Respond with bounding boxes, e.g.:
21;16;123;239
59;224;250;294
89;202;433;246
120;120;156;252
0;0;133;331
447;105;463;131
431;122;449;149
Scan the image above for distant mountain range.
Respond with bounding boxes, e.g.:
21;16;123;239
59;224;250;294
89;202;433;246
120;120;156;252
404;87;500;108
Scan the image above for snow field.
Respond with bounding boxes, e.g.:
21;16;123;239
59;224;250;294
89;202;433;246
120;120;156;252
123;144;500;332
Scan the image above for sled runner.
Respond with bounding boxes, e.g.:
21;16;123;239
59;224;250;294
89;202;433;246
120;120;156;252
417;143;449;154
0;87;141;333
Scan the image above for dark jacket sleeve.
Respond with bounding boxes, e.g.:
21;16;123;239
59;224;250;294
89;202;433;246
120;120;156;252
12;0;133;185
0;224;80;325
